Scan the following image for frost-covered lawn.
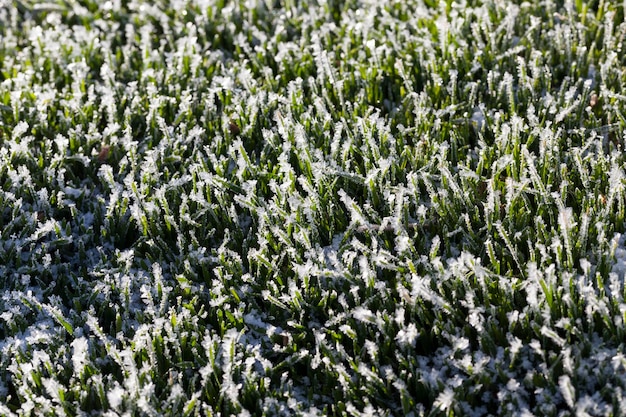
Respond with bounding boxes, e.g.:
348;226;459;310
2;0;626;415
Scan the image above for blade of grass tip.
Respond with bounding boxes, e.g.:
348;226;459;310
32;2;67;12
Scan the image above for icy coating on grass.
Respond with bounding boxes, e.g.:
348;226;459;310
2;0;626;415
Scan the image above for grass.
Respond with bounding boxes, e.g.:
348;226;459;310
2;0;626;415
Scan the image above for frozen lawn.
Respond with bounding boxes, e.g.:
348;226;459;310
2;0;626;415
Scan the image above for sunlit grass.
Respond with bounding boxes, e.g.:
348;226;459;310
2;0;626;415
